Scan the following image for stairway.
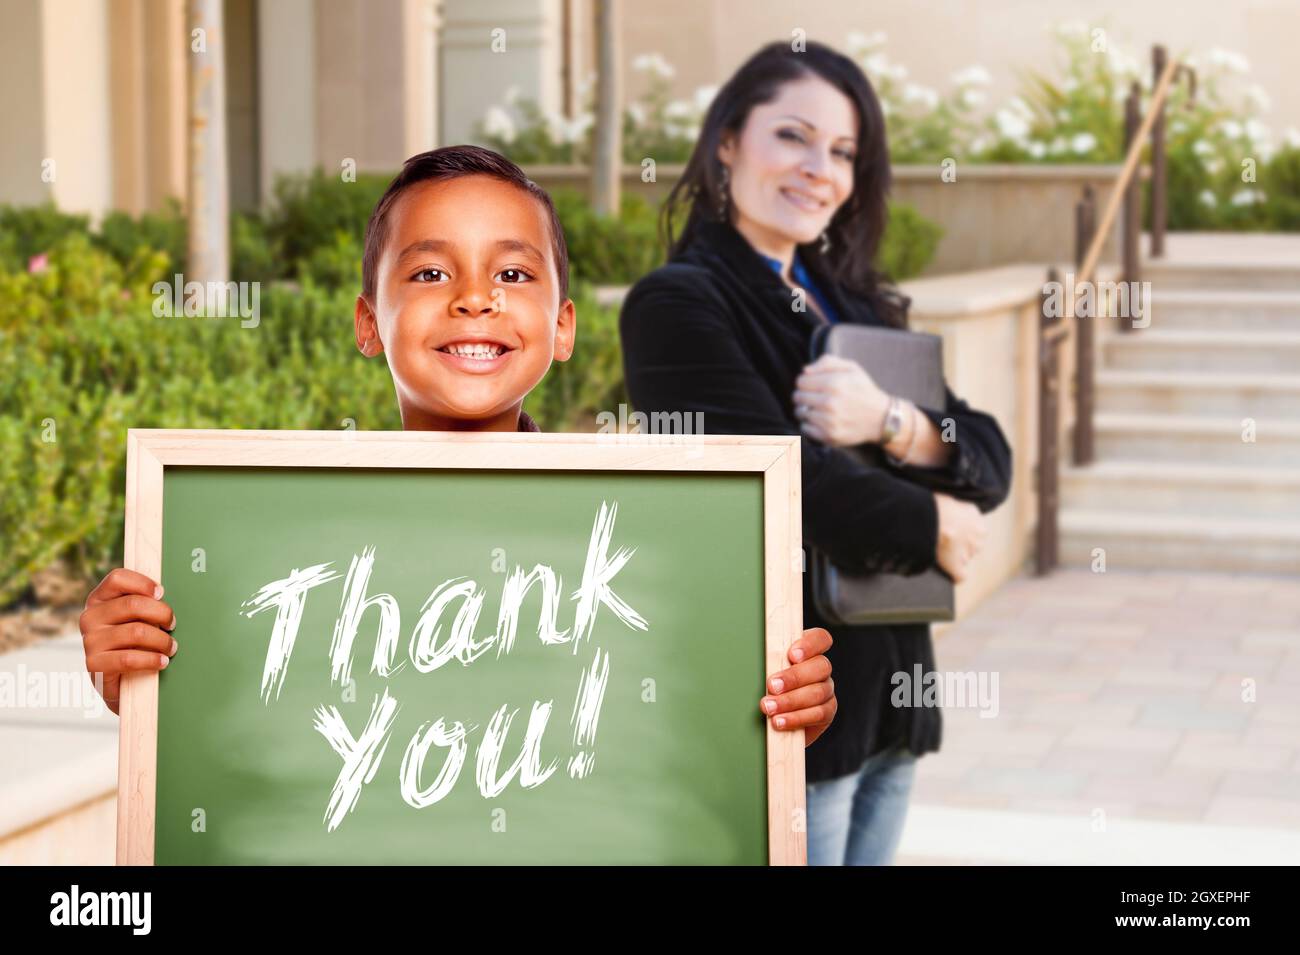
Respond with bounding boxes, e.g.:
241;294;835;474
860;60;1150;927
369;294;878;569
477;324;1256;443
1058;234;1300;575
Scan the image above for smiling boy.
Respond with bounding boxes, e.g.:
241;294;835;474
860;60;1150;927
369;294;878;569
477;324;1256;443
80;145;837;752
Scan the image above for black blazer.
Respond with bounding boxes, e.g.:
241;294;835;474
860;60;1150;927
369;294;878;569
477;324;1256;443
619;219;1012;782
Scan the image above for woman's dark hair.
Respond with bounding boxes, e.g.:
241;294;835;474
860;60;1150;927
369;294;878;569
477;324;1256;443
362;144;569;302
663;40;909;327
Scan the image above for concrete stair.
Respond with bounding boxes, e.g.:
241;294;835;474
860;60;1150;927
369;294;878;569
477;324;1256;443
1059;236;1300;573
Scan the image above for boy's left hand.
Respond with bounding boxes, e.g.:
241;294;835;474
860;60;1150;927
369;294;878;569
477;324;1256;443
761;627;837;746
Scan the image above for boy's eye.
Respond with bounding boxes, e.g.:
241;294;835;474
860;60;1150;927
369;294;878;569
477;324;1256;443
413;268;447;283
497;268;533;284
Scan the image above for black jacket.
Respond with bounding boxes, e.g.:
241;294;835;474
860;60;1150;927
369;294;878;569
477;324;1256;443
619;220;1012;782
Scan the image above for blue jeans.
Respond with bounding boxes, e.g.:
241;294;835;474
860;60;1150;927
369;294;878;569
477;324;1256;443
806;747;917;866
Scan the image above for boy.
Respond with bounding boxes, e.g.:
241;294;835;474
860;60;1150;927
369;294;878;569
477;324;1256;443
80;145;836;744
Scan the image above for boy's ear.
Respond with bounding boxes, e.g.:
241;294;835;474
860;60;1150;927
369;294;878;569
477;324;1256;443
553;297;577;362
354;295;384;357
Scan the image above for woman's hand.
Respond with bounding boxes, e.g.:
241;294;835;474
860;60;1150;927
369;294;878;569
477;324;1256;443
80;568;178;716
934;492;987;583
793;354;891;447
761;626;837;746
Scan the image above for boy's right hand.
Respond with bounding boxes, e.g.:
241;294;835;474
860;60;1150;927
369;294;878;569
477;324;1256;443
80;568;177;716
934;491;987;584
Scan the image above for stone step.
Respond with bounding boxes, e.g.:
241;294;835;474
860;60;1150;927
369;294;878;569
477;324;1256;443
1058;509;1300;574
1146;289;1300;331
1093;412;1300;466
1060;460;1300;519
1094;369;1300;416
1143;260;1300;291
1102;329;1300;373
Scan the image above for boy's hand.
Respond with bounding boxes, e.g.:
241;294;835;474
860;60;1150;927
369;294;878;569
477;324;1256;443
761;627;836;746
80;568;177;716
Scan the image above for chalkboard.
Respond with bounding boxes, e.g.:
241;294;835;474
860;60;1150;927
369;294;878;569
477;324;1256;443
117;430;805;864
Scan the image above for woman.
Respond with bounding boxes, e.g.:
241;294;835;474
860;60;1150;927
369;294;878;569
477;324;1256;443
619;41;1012;865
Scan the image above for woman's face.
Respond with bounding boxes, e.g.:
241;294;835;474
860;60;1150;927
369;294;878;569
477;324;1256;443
718;74;859;253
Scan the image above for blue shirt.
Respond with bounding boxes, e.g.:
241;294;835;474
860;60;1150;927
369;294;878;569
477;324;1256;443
760;252;839;324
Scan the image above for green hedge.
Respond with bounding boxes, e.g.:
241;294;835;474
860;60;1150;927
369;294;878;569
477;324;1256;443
0;230;626;607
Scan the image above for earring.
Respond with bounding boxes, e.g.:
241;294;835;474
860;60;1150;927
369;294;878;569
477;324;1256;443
716;165;730;220
819;229;831;255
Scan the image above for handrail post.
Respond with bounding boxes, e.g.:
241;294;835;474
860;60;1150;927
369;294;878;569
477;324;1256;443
1121;81;1142;332
1037;268;1065;575
1073;186;1096;466
1150;45;1168;258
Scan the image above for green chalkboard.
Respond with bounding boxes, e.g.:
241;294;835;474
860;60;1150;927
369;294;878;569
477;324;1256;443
153;466;769;864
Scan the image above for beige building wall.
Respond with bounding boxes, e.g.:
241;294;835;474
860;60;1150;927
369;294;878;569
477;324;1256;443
617;0;1300;142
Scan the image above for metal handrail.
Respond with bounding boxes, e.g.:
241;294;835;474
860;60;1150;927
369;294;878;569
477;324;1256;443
1075;50;1186;290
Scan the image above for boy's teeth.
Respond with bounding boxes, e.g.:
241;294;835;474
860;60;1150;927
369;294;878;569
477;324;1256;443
444;343;504;359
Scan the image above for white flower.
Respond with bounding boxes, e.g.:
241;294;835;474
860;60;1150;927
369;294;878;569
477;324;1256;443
626;102;646;126
961;88;986;108
1207;48;1250;73
847;30;887;53
693;85;718;113
1062;77;1079;92
565;112;594;143
1193;139;1214;157
632;52;675;80
664;99;694;120
862;53;890;77
542;110;570;144
995;108;1030;140
1198;189;1217;207
482;106;516;144
1230;188;1262;206
1245;118;1270;144
1048;135;1067;154
1170;118;1188;135
1106;50;1139;76
1071;132;1097;154
970;134;990;154
1204;156;1224;176
1246;84;1272;114
1219;119;1244;140
902;83;940;110
1284;127;1300;149
951;65;992;87
1006;96;1034;119
1026;140;1047;158
884;61;908;82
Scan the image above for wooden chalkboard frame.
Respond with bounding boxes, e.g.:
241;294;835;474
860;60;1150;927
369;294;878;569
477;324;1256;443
117;428;805;865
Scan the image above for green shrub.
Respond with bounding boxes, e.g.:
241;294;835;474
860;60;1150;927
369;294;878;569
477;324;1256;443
95;198;187;282
552;188;663;286
879;202;944;281
0;230;629;607
263;169;392;268
0;204;89;271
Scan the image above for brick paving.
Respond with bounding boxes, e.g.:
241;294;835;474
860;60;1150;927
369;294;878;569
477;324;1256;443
905;567;1300;851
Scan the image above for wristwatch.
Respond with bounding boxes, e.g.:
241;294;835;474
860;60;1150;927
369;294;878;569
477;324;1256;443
879;395;906;444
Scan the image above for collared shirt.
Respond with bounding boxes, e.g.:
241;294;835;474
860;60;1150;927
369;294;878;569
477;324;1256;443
760;252;840;325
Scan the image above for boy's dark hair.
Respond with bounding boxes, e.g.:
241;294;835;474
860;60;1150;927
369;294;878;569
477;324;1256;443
361;145;570;302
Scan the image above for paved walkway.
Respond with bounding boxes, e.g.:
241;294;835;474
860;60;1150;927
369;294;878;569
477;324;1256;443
898;567;1300;864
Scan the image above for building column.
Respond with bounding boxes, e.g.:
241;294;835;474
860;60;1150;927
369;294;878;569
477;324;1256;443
439;0;564;146
258;0;318;201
